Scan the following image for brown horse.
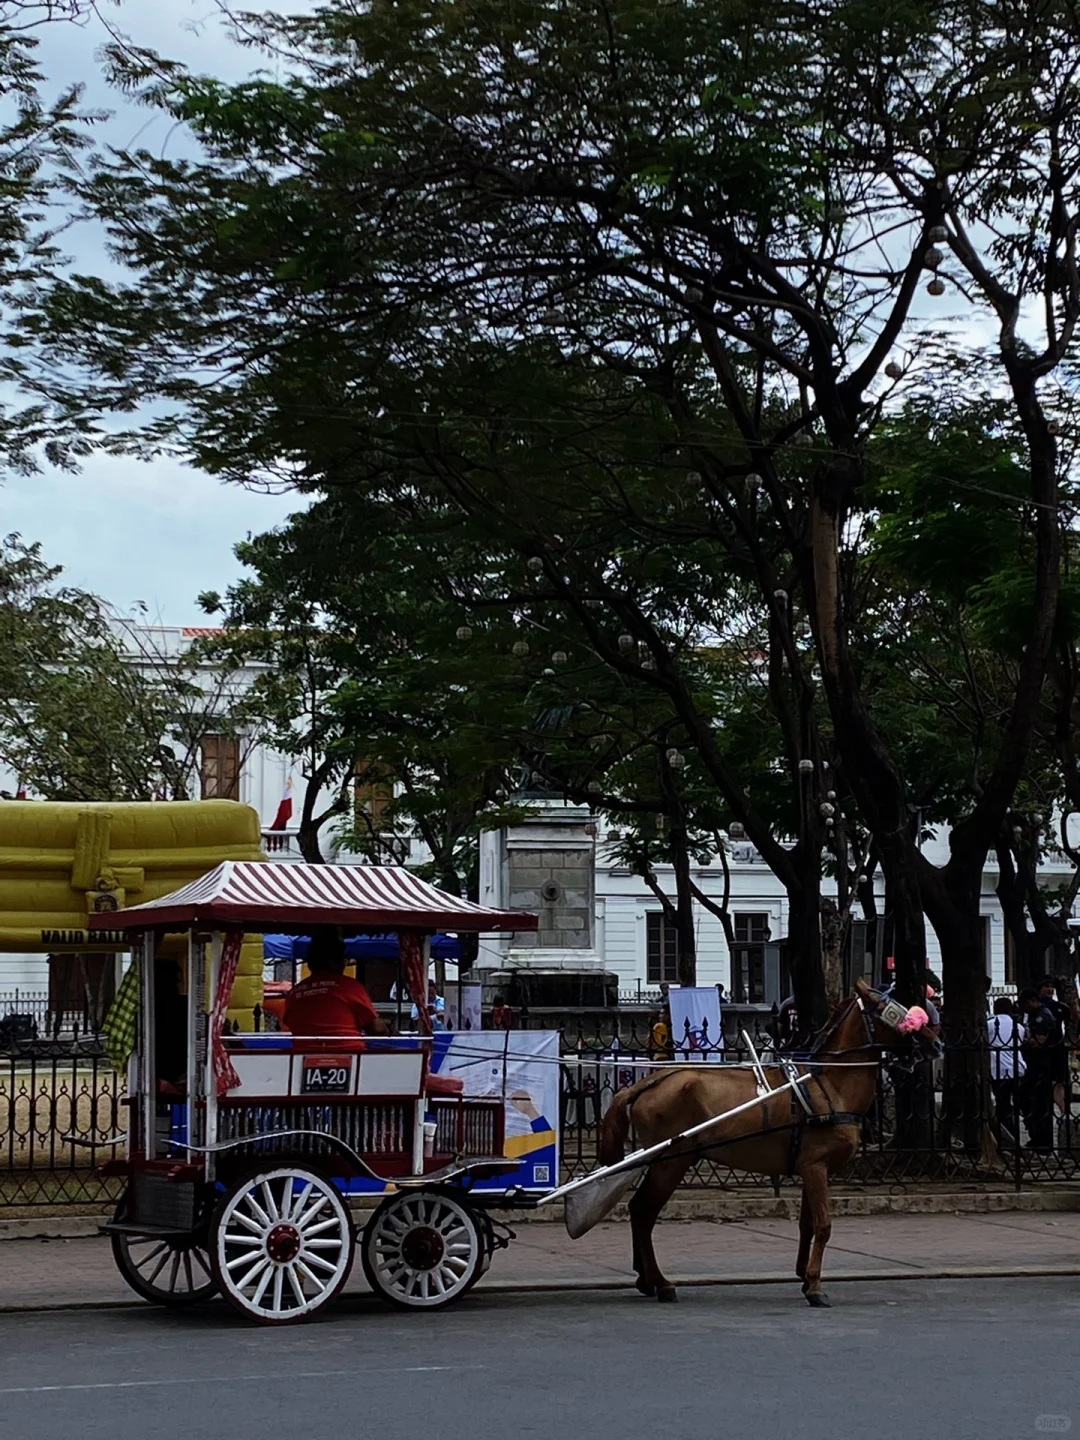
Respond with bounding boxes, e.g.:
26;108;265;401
597;981;941;1307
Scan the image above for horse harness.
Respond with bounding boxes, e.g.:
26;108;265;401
629;995;885;1176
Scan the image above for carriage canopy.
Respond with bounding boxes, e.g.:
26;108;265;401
87;860;538;935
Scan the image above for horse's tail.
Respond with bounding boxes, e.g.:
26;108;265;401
598;1087;632;1168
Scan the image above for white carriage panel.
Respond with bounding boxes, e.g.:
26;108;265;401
357;1051;424;1097
230;1051;292;1096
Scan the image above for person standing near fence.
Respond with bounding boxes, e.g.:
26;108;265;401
1019;986;1058;1154
987;996;1025;1144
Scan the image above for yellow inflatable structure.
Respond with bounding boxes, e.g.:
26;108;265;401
0;799;266;1027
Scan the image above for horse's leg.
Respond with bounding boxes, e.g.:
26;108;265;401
629;1157;687;1302
797;1162;833;1308
795;1187;812;1283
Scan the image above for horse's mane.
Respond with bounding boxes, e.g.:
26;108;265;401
806;992;862;1054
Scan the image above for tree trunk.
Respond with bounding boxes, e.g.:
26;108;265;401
921;860;989;1155
786;862;828;1037
820;896;845;1007
878;837;928;1005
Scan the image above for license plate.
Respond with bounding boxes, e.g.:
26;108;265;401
301;1057;353;1093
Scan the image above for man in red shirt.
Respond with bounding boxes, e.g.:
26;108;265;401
283;934;389;1039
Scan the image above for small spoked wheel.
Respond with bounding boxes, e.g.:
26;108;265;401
210;1167;354;1325
111;1206;217;1306
362;1190;482;1309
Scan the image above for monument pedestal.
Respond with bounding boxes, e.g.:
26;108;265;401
477;799;604;974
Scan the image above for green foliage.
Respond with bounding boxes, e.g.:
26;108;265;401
0;533;241;800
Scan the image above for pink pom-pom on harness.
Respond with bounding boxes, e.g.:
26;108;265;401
897;1005;930;1034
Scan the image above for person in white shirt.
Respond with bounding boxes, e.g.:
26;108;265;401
988;996;1025;1142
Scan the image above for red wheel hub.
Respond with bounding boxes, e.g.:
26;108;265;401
266;1223;301;1263
401;1225;444;1270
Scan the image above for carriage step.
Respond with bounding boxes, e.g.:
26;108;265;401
100;1222;199;1239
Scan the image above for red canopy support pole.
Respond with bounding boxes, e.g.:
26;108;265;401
400;930;433;1036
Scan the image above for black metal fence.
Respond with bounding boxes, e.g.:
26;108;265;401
3;1015;1078;1208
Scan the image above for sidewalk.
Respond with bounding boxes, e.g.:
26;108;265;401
4;1211;1080;1312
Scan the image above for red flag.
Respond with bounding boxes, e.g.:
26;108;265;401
15;780;26;800
269;776;293;830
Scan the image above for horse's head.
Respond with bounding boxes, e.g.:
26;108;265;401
853;979;944;1063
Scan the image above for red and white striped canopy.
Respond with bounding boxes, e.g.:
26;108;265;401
88;861;538;934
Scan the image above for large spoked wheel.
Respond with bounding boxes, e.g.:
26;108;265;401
110;1204;218;1306
210;1167;355;1325
362;1190;483;1310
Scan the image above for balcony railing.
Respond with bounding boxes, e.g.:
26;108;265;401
262;827;301;857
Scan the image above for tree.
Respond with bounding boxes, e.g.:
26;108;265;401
0;533;248;800
0;0;104;476
24;0;1080;1053
201;490;533;888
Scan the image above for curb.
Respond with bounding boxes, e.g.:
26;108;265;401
4;1186;1080;1240
3;1265;1079;1316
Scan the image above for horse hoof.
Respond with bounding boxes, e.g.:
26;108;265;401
657;1286;678;1303
805;1291;831;1308
635;1278;656;1298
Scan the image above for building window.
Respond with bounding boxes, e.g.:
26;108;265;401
200;734;241;799
354;763;394;831
733;912;770;1004
1004;925;1016;987
646;912;679;985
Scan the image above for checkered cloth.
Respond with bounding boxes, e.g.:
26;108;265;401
104;960;141;1075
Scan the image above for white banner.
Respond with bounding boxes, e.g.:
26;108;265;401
668;986;724;1060
445;982;483;1033
431;1031;560;1192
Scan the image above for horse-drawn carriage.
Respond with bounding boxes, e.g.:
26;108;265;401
93;859;944;1321
93;861;558;1324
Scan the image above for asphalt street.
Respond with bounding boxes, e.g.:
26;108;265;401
0;1279;1077;1440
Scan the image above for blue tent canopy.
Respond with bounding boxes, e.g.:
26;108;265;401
263;932;462;963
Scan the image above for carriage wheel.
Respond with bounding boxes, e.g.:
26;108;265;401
111;1207;218;1306
361;1190;483;1309
210;1166;355;1325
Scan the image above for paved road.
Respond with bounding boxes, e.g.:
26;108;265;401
0;1280;1077;1440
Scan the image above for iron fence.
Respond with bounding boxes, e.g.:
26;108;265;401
3;1014;1078;1207
0;990;107;1046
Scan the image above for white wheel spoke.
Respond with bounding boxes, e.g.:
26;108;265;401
250;1262;275;1308
234;1255;272;1292
287;1181;314;1223
294;1257;326;1294
300;1214;340;1239
230;1206;268;1237
242;1191;274;1230
223;1233;263;1249
295;1194;331;1230
304;1237;344;1251
272;1267;285;1313
302;1251;339;1275
260;1180;284;1224
226;1247;268;1273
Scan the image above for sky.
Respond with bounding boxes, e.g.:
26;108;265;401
4;1;319;625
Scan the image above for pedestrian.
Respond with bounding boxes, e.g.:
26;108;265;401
1036;976;1070;1118
490;993;514;1030
1019;986;1058;1153
410;979;445;1030
987;996;1025;1144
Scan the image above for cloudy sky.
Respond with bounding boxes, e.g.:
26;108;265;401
5;1;317;624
